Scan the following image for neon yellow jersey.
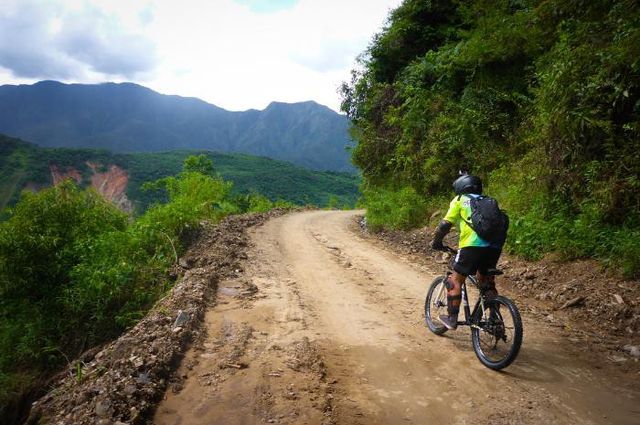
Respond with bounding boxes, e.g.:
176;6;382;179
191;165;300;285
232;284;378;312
443;194;491;248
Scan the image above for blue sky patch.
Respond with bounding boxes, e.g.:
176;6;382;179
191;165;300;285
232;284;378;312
234;0;299;13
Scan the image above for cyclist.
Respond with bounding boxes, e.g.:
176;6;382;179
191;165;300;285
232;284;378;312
430;173;504;330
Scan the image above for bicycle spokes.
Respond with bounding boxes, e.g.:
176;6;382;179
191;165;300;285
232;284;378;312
472;297;522;369
424;276;450;336
426;276;523;369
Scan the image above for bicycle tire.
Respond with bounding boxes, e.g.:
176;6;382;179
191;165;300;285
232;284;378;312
471;295;523;370
424;276;449;335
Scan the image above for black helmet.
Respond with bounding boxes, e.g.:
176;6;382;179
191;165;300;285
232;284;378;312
453;174;482;195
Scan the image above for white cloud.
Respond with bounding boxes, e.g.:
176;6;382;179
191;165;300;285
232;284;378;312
0;0;157;80
0;0;403;112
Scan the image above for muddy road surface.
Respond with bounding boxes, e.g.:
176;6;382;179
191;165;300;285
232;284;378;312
153;210;639;425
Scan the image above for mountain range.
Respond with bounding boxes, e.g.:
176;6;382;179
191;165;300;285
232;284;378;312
0;81;355;172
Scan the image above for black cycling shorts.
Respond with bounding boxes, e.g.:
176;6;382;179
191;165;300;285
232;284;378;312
453;247;502;277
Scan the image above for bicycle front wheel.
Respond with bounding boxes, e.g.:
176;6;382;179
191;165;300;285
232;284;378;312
471;295;523;370
424;276;449;335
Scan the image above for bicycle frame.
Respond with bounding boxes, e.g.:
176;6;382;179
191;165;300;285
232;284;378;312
425;247;523;370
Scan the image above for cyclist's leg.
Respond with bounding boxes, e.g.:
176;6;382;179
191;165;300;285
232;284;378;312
446;271;465;315
477;274;498;299
477;247;502;299
439;272;463;330
440;248;478;329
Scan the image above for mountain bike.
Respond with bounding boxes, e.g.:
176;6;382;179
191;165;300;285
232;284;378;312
424;247;523;370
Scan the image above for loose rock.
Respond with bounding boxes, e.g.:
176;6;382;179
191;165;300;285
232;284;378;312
173;310;190;328
560;296;585;310
623;345;640;358
94;400;111;417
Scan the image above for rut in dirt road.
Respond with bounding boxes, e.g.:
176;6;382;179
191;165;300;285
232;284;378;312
153;210;639;425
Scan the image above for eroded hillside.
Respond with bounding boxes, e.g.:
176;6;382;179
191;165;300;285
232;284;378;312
51;162;133;212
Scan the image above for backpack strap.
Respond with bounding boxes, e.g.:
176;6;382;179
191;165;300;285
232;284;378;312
462;216;476;231
461;194;476;231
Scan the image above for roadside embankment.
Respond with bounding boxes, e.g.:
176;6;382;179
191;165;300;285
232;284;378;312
27;210;286;424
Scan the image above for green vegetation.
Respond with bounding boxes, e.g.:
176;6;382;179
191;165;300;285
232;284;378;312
363;186;431;231
0;135;360;213
0;155;291;418
341;0;640;276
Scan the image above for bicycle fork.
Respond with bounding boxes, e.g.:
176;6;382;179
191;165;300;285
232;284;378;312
433;273;450;308
461;283;471;326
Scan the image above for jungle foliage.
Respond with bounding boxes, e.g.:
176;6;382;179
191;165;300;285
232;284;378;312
342;0;640;275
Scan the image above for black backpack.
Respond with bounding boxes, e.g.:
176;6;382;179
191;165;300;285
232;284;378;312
462;195;509;244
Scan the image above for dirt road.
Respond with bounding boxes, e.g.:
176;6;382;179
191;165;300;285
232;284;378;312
153;210;639;425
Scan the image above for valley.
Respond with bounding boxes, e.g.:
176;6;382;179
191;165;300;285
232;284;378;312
0;135;359;212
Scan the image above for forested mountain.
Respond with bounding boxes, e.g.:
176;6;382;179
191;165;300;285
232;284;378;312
0;81;355;172
341;0;640;275
0;135;359;213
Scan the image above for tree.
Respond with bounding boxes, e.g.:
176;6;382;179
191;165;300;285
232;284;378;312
183;154;214;176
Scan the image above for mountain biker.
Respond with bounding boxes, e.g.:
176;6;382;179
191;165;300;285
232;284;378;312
430;174;504;330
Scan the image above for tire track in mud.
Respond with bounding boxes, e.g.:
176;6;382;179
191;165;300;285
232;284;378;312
153;210;639;425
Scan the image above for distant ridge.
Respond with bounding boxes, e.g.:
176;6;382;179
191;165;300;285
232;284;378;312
0;81;355;172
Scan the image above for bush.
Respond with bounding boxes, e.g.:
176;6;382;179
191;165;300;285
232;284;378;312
505;202;640;277
0;181;128;369
363;185;431;231
0;150;314;420
139;171;237;237
0;155;285;413
67;228;171;341
489;157;640;276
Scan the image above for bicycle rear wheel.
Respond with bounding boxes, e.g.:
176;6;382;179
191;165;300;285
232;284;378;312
424;276;449;335
471;295;523;370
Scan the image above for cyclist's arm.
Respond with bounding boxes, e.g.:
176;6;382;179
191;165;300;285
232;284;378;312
431;220;452;250
431;197;460;250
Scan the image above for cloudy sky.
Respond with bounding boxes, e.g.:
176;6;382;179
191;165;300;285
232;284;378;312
0;0;403;112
